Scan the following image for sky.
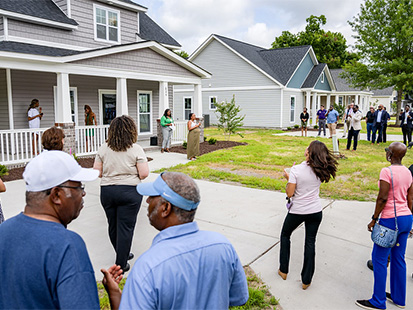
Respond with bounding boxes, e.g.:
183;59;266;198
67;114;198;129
134;0;364;55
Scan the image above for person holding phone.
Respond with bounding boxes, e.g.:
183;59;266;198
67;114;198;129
27;99;43;155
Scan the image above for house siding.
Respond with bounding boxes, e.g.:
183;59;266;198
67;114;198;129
53;0;68;15
70;48;198;78
282;90;304;128
287;53;314;89
174;89;282;127
192;40;276;88
314;71;332;91
7;0;138;49
0;69;9;130
0;17;4;35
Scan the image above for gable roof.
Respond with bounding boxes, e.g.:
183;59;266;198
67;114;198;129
196;34;312;86
302;63;327;88
0;0;78;26
138;12;181;48
372;87;394;96
330;68;365;92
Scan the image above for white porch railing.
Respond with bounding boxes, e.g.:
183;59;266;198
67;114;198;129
75;125;109;156
0;128;47;165
171;121;188;143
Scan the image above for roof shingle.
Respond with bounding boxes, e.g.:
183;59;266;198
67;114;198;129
138;12;181;47
302;63;326;88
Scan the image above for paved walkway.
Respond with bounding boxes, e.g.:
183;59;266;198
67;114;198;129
1;149;413;309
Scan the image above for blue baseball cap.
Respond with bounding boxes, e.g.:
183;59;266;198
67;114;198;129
137;173;199;211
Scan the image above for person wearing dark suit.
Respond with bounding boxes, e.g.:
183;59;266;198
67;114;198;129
382;107;391;143
399;105;413;145
372;105;386;145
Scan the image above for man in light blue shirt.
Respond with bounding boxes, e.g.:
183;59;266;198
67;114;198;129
119;172;249;309
326;106;340;138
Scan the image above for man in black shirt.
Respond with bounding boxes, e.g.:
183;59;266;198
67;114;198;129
365;106;375;141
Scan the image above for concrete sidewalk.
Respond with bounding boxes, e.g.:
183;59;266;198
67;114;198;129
1;149;413;309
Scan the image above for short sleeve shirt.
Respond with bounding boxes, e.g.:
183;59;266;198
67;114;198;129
326;110;339;124
95;143;147;186
379;166;412;218
288;161;322;214
28;108;40;128
317;109;327;119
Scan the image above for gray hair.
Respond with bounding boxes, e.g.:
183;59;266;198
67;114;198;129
25;181;72;206
161;172;200;223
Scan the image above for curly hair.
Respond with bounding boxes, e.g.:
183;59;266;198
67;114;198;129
107;115;138;152
307;140;338;183
41;126;65;151
163;108;172;118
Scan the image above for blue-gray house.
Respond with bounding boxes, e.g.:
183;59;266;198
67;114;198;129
174;34;336;128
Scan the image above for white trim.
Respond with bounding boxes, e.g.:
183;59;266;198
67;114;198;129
280;88;284;127
98;89;116;125
0;9;78;30
6;68;13;129
137;90;153;135
97;0;148;12
53;86;79;125
209;96;217;110
0;35;4;41
284;48;313;87
3;17;8;40
183;96;193;120
67;0;72;18
174;85;281;93
290;95;296;123
321;72;325;83
191;35;282;87
136;12;140;34
7;35;90;51
93;4;121;44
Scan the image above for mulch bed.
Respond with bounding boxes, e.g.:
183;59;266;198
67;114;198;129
169;140;247;156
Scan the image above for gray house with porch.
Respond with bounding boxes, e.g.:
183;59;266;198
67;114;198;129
0;0;210;165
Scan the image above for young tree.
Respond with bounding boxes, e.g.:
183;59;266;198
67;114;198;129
342;0;413;125
271;15;358;69
214;95;245;140
174;50;189;59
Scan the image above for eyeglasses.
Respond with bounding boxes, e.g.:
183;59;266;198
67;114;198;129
385;147;392;155
58;184;85;192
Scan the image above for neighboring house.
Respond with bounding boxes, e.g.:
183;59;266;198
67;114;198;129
0;0;210;164
173;34;336;128
371;87;396;113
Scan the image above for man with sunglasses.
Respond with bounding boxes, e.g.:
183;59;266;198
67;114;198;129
0;151;123;309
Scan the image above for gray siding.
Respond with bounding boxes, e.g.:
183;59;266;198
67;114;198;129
53;0;68;15
71;48;199;78
287;53;314;89
174;89;282;127
0;16;3;35
282;90;304;128
314;71;332;91
8;0;138;49
0;69;9;129
192;40;275;88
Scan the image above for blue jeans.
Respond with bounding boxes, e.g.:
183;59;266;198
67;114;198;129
369;215;413;309
366;123;374;141
372;124;383;144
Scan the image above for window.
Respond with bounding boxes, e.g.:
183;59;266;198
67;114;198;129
209;96;217;110
338;96;343;105
184;97;192;120
94;5;120;43
138;91;152;134
290;96;296;122
320;72;325;83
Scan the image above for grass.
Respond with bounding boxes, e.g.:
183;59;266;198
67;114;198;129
162;127;413;201
98;267;279;310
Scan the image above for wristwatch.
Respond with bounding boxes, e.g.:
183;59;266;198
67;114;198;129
372;215;379;221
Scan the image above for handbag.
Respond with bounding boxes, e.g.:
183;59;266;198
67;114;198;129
371;167;398;248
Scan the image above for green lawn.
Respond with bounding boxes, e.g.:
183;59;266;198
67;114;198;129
161;127;413;202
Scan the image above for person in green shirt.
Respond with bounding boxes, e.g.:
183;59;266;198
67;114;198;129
160;109;174;153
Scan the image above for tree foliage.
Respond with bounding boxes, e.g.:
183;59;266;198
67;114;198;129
342;0;413;125
174;50;189;59
214;95;245;140
272;15;358;69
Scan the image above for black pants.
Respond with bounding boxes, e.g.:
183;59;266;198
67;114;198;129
101;185;143;269
382;124;388;143
279;211;322;285
402;124;412;145
346;127;360;150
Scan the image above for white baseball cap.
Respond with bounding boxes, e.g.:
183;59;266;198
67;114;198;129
23;150;99;192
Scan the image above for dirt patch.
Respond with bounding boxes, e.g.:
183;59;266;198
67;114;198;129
210;164;282;179
1;156;152;182
169;140;247;156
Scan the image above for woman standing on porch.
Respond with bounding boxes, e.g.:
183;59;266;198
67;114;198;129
27;99;43;155
187;113;201;160
84;105;97;152
93;115;149;273
160;108;174;153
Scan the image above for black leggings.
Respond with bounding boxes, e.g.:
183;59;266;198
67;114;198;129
279;211;322;285
100;185;143;269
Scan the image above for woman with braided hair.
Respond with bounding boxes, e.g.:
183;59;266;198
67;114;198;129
94;115;149;273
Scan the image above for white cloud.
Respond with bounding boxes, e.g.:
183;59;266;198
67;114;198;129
243;23;279;49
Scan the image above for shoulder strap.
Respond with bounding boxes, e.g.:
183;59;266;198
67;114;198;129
388;167;398;230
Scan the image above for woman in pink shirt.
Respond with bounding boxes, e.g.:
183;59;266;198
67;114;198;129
356;142;413;310
279;140;338;290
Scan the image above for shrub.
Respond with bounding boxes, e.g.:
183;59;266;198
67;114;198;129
0;164;8;177
208;137;217;145
294;124;299;129
287;127;292;130
204;136;207;142
182;141;187;149
314;125;319;129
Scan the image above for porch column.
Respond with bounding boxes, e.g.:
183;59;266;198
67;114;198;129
326;94;331;110
116;78;128;116
312;92;317;126
306;91;311;111
193;84;202;117
6;69;14;130
158;81;169;118
55;73;74;154
355;94;359;107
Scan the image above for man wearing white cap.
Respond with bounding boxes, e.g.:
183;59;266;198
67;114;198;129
117;172;249;309
0;151;123;309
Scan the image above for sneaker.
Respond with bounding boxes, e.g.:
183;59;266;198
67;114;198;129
355;300;380;310
367;260;373;271
386;292;405;309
